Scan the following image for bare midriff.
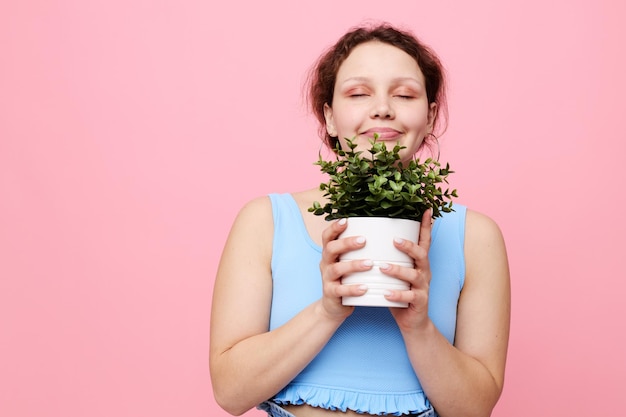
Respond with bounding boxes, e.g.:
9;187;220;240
281;404;365;417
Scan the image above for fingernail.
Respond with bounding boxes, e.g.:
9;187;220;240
379;262;390;270
355;236;366;244
393;237;404;245
362;259;373;267
383;290;393;297
338;218;347;225
358;285;368;292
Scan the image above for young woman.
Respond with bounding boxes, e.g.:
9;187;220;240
210;23;510;417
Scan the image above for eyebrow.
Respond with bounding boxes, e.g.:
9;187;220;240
340;76;423;86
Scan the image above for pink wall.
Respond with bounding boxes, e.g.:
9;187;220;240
1;1;624;416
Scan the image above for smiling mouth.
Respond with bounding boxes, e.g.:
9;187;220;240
361;128;403;140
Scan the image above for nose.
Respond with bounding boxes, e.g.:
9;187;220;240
370;95;395;119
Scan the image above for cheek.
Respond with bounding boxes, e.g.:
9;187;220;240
332;100;364;122
333;113;359;134
404;115;431;136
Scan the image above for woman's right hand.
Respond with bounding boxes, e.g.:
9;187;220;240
318;218;373;320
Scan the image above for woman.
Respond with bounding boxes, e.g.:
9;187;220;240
210;22;510;417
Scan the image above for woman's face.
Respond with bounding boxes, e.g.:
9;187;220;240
324;41;436;162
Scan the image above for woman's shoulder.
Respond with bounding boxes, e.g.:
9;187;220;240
463;208;509;282
233;195;272;220
227;196;274;241
464;208;506;245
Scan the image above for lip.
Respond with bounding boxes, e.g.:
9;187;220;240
361;127;403;140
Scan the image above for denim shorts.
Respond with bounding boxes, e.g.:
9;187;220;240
257;401;438;417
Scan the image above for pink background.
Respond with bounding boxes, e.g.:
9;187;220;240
1;1;624;416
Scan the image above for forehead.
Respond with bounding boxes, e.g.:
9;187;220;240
336;41;425;83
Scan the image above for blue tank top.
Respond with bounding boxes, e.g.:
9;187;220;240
268;193;466;416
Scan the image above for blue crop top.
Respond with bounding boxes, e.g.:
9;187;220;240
268;193;466;416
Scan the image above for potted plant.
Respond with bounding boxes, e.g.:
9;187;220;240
308;135;457;307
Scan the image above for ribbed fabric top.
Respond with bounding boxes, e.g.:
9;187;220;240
268;193;466;415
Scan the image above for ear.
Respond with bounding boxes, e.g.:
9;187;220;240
427;102;438;132
323;103;337;137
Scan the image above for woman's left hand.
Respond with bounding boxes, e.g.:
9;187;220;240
383;209;433;332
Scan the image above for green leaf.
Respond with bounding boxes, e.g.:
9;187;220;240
307;136;457;220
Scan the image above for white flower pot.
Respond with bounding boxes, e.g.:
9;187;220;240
339;217;419;308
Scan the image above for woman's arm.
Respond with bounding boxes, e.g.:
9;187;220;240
209;196;372;415
387;209;511;417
